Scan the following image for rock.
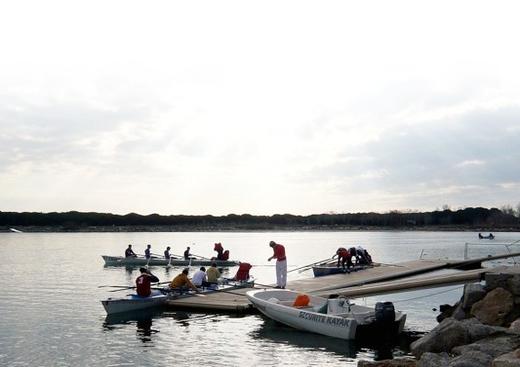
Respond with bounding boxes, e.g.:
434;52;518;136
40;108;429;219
452;303;467;321
452;335;520;359
507;275;520;296
448;350;493;367
462;318;508;342
471;287;514;326
357;359;416;367
510;319;520;333
486;273;513;291
493;348;520;367
416;352;449;367
437;304;458;323
462;283;487;310
410;318;470;358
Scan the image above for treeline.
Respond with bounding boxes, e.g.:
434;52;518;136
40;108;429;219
0;207;519;231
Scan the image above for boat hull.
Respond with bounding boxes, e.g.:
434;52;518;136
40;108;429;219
102;255;239;267
246;289;406;340
102;292;168;315
312;264;371;277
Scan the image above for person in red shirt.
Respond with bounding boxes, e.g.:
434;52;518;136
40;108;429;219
268;241;287;289
136;267;159;297
333;247;352;273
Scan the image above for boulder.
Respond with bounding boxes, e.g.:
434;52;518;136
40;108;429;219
462;283;486;310
493;348;520;367
507;275;520;296
410;318;469;358
486;273;513;291
452;335;520;359
416;352;449;367
462;318;508;342
510;319;520;333
357;359;416;367
448;350;493;367
471;287;514;326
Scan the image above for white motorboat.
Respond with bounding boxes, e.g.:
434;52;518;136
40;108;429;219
246;289;406;340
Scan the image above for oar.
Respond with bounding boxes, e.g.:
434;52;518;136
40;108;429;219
98;285;133;288
287;257;334;273
190;253;211;260
108;286;136;292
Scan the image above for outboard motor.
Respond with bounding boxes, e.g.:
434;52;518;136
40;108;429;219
375;301;395;325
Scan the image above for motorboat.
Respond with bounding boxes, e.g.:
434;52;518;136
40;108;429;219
246;289;406;340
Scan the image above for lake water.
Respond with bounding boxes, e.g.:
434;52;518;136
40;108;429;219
1;231;519;366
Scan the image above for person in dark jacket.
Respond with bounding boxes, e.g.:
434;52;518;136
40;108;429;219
125;244;137;258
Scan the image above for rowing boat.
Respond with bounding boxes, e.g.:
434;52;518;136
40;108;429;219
101;280;254;315
312;263;373;277
102;255;239;267
246;289;406;340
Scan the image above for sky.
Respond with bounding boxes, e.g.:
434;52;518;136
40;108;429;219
1;1;520;216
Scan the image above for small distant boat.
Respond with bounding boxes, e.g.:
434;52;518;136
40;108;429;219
9;228;23;233
478;233;495;240
101;280;254;315
246;289;406;340
101;255;239;267
312;263;374;277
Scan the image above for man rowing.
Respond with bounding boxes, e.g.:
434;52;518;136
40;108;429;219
125;244;137;258
183;246;192;260
136;267;160;297
144;244;152;259
164;246;171;259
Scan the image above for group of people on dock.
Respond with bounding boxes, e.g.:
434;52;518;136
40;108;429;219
332;245;373;272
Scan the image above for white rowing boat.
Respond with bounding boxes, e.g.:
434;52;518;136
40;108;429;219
102;255;239;267
101;280;255;315
246;289;406;340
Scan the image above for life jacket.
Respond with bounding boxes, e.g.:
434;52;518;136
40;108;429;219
214;243;224;252
221;250;230;261
293;294;310;308
136;274;152;297
235;262;252;281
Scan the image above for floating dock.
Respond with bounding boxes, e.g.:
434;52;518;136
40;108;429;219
165;252;520;313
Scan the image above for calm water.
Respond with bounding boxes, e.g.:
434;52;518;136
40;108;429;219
1;231;519;366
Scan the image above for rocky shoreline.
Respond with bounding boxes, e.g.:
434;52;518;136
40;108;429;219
359;267;520;367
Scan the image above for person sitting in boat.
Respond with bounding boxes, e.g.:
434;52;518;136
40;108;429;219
144;244;152;259
234;262;252;281
136;267;160;297
214;242;224;260
183;246;192;260
170;268;199;292
164;246;171;259
192;267;211;288
478;233;484;239
348;247;357;264
125;244;137;258
332;247;352;272
489;233;495;239
206;262;221;284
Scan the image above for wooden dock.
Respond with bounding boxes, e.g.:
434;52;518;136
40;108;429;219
165;252;520;313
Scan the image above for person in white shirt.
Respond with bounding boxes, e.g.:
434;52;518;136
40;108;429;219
192;267;208;288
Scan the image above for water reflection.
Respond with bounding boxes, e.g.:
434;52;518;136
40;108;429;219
103;309;161;343
251;317;421;361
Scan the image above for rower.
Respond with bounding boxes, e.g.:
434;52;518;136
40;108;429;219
125;244;137;258
164;246;171;259
332;247;352;272
144;244;152;259
183;246;192;260
170;268;199;292
136;267;159;297
206;262;221;284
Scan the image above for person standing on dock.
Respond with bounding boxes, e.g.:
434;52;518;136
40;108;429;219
164;246;171;259
125;244;137;258
136;267;159;297
144;244;152;259
268;241;287;289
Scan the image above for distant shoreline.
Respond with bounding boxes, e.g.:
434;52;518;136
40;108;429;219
2;225;519;233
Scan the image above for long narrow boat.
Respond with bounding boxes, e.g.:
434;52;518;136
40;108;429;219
102;255;239;267
246;289;406;340
101;280;254;315
312;263;374;277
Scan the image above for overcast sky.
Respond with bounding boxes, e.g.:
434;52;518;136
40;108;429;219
1;1;519;215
